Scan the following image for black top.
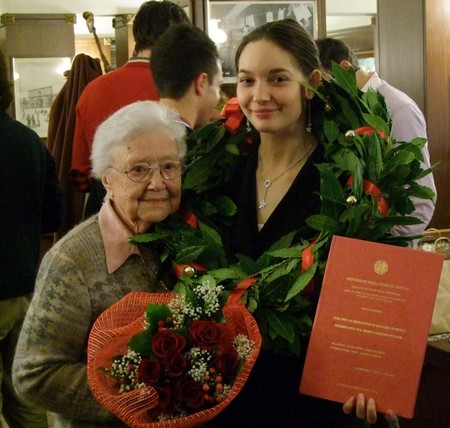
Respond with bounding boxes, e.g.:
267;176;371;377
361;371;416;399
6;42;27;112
0;111;63;300
229;140;323;260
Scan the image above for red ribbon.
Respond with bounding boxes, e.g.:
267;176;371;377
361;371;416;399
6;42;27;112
347;176;388;217
229;276;257;306
181;209;198;229
220;97;245;134
301;241;316;299
173;262;207;279
354;125;386;140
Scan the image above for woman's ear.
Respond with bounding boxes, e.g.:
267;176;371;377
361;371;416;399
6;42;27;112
305;69;322;99
102;173;115;199
101;173;112;194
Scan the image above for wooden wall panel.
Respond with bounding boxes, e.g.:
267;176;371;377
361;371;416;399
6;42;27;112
425;0;450;229
377;0;450;229
0;14;75;58
377;0;424;112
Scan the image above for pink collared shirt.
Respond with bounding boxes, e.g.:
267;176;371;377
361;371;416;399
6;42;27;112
98;199;142;274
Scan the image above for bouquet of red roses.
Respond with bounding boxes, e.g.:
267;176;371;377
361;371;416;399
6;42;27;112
87;274;261;427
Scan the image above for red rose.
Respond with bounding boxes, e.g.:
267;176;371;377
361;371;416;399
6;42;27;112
214;345;239;380
188;320;222;351
137;359;162;385
164;351;189;378
152;330;186;358
155;385;174;412
174;377;205;409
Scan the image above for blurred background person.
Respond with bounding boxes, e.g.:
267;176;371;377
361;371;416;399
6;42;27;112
0;48;63;427
150;24;223;131
316;37;436;243
71;0;191;219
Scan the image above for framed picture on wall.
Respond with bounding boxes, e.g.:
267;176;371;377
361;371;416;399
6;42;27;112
12;57;71;138
207;1;316;81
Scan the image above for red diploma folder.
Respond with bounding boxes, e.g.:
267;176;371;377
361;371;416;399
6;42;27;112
299;236;444;418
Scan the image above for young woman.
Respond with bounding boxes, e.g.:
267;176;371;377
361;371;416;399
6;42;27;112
211;19;398;428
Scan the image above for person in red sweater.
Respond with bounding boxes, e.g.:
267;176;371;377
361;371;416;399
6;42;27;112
71;0;190;217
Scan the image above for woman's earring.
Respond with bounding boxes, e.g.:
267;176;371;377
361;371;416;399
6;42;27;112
306;100;312;133
246;119;251;133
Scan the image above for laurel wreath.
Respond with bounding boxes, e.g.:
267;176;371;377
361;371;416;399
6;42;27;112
132;65;435;355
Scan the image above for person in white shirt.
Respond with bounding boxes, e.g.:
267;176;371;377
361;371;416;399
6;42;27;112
316;37;436;245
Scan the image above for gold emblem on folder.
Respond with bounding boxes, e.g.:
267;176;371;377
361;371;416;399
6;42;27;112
374;260;388;275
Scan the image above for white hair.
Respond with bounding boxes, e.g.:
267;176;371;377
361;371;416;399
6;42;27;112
91;100;187;178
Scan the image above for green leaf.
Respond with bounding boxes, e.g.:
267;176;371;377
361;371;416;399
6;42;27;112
264;259;300;284
214;195;237;217
406;182;436;200
375;216;423;227
385;150;416;169
331;148;363;174
317;164;346;219
183;157;213;189
340;203;371;236
146;303;172;332
207;267;241;281
198;221;223;246
285;262;318;301
259;275;293;302
331;62;359;97
364;135;383;182
265;246;304;258
130;231;171;244
247;296;258;312
306;214;340;233
225;143;239;155
323;119;340;144
264;309;295;343
175;245;207;264
362;89;381;114
128;329;153;357
333;92;362;129
361;113;389;137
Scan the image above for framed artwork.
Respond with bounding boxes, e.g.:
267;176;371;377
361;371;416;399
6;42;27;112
207;1;316;81
12;57;71;138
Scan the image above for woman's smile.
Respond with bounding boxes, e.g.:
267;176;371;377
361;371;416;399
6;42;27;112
251;108;279;119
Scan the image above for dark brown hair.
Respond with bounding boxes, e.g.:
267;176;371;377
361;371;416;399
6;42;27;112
132;0;191;52
235;18;321;76
315;37;360;72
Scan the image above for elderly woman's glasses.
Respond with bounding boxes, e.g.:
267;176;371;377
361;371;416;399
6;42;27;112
109;161;185;182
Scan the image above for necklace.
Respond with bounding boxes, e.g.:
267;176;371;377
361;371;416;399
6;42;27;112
258;144;315;209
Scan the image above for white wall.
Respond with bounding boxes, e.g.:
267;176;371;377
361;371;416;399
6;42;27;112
326;0;377;15
326;0;377;32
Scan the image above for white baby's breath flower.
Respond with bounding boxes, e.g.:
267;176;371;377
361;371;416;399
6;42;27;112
192;278;224;318
233;334;254;360
186;346;212;382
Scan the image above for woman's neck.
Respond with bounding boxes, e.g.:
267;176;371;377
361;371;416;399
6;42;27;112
259;129;316;168
256;130;318;226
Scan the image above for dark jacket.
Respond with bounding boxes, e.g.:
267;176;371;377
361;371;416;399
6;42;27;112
0;111;63;300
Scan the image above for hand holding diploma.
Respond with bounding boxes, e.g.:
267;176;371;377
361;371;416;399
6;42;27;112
343;393;400;427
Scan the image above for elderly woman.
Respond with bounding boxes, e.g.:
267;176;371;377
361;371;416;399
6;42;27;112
12;101;187;427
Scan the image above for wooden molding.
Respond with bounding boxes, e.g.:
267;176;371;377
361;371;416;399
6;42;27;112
0;14;15;26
